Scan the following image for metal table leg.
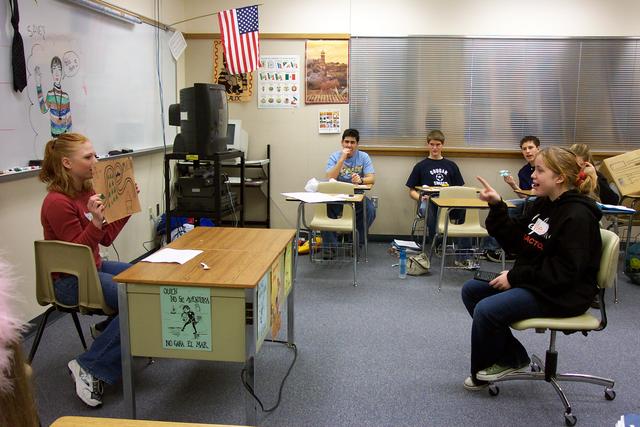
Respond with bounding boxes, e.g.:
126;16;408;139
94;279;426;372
244;288;258;426
352;201;358;286
118;283;136;419
363;196;368;262
287;239;295;345
438;209;450;292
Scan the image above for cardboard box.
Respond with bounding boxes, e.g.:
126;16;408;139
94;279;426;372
601;149;640;197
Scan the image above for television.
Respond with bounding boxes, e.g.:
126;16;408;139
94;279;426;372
168;83;228;156
226;119;249;156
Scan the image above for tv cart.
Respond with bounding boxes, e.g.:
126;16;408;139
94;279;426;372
164;150;245;243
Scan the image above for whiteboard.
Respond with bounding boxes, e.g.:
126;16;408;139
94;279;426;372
0;0;176;171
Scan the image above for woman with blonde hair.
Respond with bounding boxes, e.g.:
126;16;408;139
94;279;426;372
569;143;620;205
461;147;602;390
39;132;136;407
0;256;39;427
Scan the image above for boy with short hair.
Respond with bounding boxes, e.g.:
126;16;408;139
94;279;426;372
405;129;465;242
323;129;376;249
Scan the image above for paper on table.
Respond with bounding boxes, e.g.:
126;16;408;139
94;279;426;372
282;192;349;203
393;239;421;250
141;248;203;264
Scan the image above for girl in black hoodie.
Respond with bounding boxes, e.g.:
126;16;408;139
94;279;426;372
462;146;602;391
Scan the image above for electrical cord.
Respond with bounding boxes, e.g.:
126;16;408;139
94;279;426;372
222;172;238;226
240;340;297;413
111;243;121;262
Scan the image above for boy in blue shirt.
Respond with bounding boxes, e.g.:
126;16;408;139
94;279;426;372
323;129;376;249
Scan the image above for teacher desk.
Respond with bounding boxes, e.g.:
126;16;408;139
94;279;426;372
114;227;296;426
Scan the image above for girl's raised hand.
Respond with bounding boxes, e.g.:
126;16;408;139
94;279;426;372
476;176;501;204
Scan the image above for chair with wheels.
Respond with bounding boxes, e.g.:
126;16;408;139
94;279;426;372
428;186;503;291
486;228;619;426
308;181;358;286
29;240;116;363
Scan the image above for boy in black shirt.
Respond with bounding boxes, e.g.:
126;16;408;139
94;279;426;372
406;130;465;242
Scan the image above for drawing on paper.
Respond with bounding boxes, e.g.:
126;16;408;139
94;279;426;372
213;40;253;102
91;156;141;223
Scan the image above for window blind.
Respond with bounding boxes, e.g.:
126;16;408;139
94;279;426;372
349;37;640;151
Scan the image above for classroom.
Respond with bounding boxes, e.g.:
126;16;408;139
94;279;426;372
1;0;640;426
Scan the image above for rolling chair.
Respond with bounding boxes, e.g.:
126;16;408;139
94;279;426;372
428;186;503;291
308;181;358;286
29;240;116;363
486;229;619;426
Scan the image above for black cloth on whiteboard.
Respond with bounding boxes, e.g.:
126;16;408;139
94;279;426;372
9;0;27;92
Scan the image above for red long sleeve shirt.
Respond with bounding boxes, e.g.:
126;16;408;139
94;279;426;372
41;190;129;269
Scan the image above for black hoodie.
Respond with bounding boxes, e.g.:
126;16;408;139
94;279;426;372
486;190;602;317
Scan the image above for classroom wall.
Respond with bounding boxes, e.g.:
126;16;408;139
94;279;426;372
4;0;638;321
183;0;640;233
1;1;185;322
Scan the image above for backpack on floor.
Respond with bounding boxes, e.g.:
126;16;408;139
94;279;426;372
407;253;430;276
625;242;640;286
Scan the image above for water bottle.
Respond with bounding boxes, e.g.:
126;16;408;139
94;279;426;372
399;248;407;279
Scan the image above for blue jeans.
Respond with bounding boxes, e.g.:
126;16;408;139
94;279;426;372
461;279;552;380
54;260;131;384
321;196;376;246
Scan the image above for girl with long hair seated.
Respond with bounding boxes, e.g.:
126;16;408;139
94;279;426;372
462;146;601;390
39;133;136;406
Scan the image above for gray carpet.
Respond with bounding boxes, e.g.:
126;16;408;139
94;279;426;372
25;243;640;426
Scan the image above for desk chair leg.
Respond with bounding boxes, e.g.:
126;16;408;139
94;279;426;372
438;212;450;292
28;306;56;363
352;222;358;287
70;312;87;351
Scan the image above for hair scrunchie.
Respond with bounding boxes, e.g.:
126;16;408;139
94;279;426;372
575;170;587;186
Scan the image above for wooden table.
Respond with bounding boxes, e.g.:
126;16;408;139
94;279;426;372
286;193;365;286
51;416;246;427
114;227;296;426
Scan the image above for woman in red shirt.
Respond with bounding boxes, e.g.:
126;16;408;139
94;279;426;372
39;132;135;407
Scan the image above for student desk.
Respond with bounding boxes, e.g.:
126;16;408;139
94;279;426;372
51;416;246;427
285;193;364;286
114;227;296;426
414;186;481;253
430;198;514;290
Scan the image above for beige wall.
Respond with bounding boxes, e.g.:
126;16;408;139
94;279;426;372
3;0;638;321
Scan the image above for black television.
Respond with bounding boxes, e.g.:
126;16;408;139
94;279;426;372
169;83;228;156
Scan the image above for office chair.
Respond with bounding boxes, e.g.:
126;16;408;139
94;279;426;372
29;240;116;363
308;181;358;286
428;186;501;291
486;229;619;426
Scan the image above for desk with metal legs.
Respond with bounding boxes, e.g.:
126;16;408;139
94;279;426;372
286;193;364;287
114;227;296;426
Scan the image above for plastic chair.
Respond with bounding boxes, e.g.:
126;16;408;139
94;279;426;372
486;229;619;426
428;186;500;291
28;240;116;363
410;198;425;244
308;181;358;286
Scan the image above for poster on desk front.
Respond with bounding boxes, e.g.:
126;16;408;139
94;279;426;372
257;55;300;108
160;286;212;352
270;252;285;338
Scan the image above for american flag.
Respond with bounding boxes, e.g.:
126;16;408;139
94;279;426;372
218;6;260;75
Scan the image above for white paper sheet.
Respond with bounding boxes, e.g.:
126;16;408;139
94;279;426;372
169;31;187;61
282;192;353;203
141;248;202;264
393;239;422;250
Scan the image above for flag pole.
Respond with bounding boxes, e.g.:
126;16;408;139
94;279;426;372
168;4;263;27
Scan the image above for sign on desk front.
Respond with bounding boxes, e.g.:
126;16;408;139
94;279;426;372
160;286;212;351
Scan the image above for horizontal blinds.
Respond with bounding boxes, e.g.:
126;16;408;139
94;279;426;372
350;37;640;151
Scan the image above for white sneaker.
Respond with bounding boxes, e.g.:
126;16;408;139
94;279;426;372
68;359;104;407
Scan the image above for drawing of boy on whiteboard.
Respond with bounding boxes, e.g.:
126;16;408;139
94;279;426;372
35;56;72;137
